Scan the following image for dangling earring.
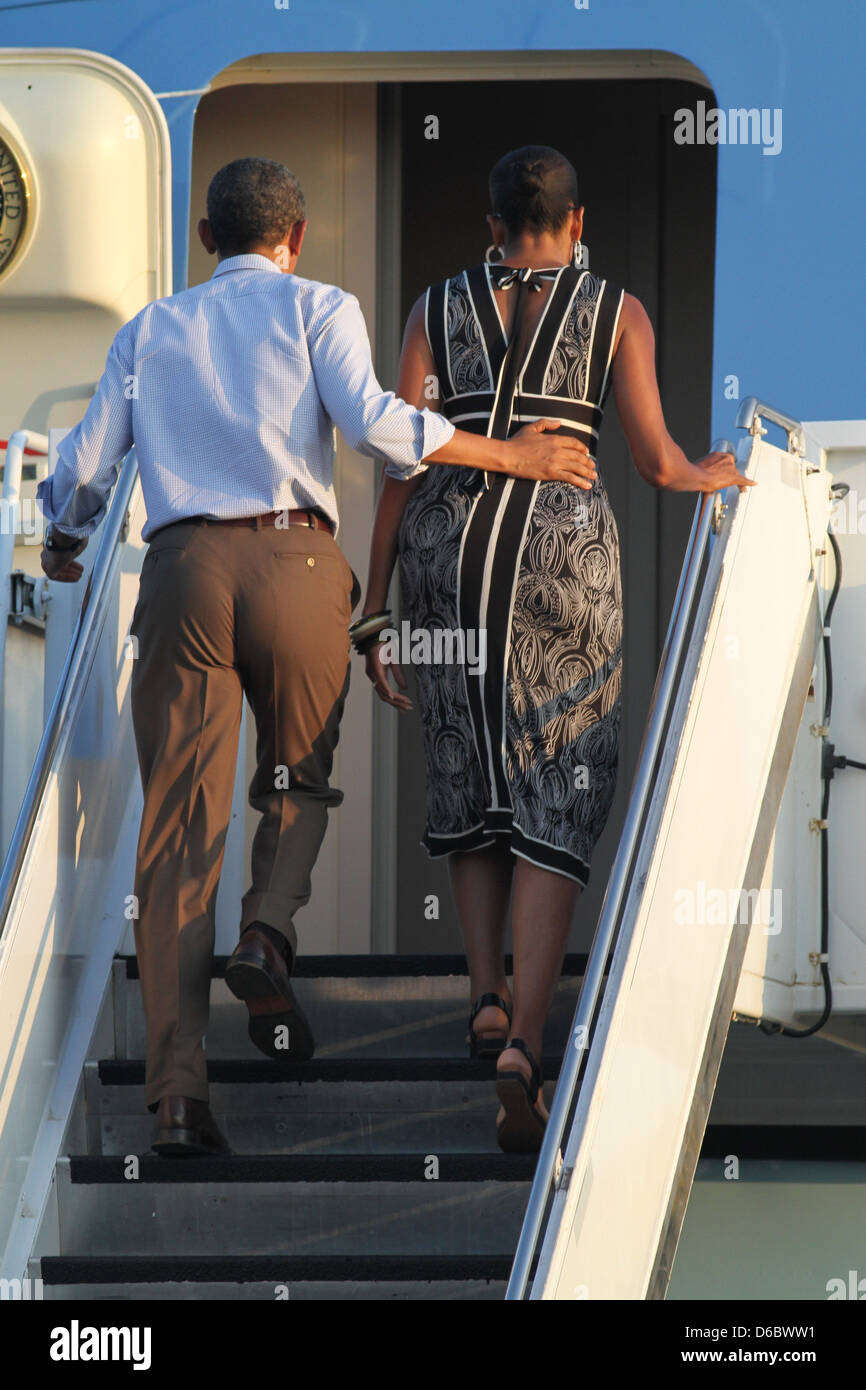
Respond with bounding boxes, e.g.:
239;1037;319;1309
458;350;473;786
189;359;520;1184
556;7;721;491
571;239;588;269
485;243;505;264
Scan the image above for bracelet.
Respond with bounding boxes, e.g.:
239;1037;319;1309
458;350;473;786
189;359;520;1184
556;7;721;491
349;610;392;653
349;609;390;635
354;631;389;656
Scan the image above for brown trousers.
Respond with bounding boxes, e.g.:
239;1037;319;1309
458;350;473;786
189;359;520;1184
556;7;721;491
129;516;358;1107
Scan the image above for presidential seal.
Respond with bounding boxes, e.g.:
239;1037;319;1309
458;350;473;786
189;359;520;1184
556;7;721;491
0;135;30;275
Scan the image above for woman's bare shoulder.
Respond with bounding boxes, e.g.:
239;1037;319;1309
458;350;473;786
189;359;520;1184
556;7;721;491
406;292;427;327
402;293;430;353
613;291;654;353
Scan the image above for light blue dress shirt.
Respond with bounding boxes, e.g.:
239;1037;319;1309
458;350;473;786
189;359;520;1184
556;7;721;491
36;253;454;541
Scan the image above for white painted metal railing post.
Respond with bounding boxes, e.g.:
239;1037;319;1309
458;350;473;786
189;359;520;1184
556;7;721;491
0;447;139;933
505;436;736;1300
0;430;49;720
0;430;49;839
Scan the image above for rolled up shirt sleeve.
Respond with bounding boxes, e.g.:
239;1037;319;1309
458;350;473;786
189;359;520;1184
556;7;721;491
35;320;135;537
308;291;454;479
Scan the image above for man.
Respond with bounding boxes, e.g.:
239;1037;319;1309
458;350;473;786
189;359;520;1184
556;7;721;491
38;157;595;1155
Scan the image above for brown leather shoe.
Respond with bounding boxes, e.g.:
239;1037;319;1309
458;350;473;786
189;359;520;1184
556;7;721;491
224;925;315;1062
151;1096;230;1156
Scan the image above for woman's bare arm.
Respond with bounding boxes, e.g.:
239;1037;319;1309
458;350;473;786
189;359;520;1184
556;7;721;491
362;299;437;621
612;295;754;493
361;298;438;707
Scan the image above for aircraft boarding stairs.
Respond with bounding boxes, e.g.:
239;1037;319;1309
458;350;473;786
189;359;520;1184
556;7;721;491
0;400;855;1299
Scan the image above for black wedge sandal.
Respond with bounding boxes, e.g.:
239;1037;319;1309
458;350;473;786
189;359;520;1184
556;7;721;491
495;1037;547;1153
466;993;512;1059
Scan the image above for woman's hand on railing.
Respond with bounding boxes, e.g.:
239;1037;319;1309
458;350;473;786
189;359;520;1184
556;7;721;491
365;641;413;712
692;450;756;494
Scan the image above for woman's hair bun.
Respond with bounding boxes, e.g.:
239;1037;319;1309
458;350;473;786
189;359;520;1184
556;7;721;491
516;160;544;190
489;145;578;236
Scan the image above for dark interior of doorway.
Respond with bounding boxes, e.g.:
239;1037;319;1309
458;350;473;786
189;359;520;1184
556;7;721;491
384;77;718;954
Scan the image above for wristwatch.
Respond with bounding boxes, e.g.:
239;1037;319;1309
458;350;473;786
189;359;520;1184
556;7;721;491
44;525;84;552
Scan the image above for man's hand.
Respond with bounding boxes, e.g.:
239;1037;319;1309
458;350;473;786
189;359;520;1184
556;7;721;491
501;420;598;488
692;450;756;494
40;531;88;582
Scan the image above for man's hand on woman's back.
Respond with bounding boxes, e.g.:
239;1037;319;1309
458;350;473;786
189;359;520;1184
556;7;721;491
501;420;598;488
429;418;598;488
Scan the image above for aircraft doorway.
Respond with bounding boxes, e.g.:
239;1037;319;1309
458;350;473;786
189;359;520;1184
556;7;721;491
187;66;717;955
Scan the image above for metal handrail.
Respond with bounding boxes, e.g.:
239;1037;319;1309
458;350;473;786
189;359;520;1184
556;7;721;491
0;430;50;709
736;396;804;455
0;448;139;936
505;437;736;1300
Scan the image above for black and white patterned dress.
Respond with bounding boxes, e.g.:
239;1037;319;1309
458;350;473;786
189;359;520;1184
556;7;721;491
397;261;624;885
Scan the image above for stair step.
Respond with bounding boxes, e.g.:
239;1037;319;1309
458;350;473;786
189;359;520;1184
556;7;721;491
38;1279;508;1301
53;956;596;1296
42;1252;518;1280
119;953;589;979
114;966;583;1059
68;1153;537;1183
41;1254;519;1300
53;1161;529;1256
87;1073;543;1156
90;1057;562;1154
97;1056;564;1085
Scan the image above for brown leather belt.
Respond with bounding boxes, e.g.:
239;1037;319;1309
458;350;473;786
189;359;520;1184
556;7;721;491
189;509;335;535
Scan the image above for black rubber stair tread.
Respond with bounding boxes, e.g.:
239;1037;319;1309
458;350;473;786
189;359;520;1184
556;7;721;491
699;1124;866;1161
67;1152;538;1183
97;1056;564;1085
120;952;591;979
41;1254;523;1284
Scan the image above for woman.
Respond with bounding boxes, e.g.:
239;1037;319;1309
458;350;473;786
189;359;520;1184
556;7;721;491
358;146;750;1152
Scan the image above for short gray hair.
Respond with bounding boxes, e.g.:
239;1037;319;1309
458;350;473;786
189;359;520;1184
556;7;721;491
206;157;306;256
